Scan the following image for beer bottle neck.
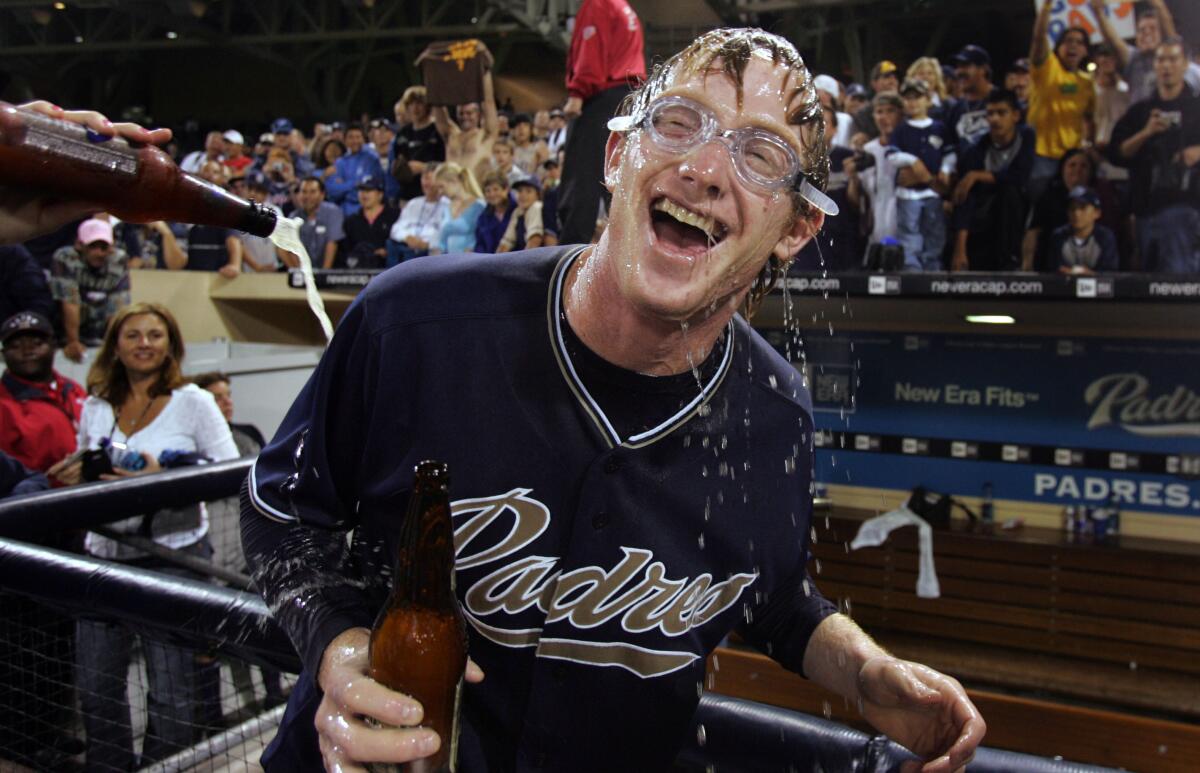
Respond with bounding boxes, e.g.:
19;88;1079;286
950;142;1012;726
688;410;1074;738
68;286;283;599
391;486;457;608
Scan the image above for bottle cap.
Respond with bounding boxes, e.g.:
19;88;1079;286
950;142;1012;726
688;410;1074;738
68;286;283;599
415;460;450;484
238;201;278;238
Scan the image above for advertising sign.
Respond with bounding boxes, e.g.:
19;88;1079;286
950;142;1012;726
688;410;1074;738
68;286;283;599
760;330;1200;519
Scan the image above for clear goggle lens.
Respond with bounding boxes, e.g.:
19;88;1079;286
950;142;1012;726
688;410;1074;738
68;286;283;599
609;96;839;216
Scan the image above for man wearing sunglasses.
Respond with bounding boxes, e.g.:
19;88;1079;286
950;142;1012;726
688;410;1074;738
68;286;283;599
243;28;985;773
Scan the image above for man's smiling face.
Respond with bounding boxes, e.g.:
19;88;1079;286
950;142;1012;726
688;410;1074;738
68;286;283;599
599;54;822;323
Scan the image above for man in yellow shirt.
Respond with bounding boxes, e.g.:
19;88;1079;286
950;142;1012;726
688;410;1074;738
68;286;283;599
1028;1;1096;202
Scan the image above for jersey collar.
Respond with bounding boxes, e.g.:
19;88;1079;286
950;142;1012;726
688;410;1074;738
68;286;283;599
547;248;735;450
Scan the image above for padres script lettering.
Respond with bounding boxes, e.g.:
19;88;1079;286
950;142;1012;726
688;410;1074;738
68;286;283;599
450;489;757;678
1085;373;1200;437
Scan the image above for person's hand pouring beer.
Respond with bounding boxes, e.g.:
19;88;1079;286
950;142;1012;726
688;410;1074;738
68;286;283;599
315;627;485;772
0;101;172;245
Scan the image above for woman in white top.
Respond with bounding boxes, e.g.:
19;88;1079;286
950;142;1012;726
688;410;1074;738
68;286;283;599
48;302;238;770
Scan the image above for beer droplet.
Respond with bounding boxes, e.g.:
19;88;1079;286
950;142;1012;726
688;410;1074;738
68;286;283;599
696;724;707;747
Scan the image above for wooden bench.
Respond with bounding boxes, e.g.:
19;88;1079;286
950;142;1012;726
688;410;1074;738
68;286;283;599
706;508;1200;771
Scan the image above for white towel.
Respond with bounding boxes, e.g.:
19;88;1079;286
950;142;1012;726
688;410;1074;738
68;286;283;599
849;506;941;598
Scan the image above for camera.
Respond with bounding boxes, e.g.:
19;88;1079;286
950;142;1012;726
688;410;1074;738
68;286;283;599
80;448;114;482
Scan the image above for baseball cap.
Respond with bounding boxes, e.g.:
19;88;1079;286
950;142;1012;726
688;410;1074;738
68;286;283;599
223;129;245;145
77;218;114;246
257;132;274;145
549;108;564;118
244;171;269;192
512;176;541;192
954;44;992;67
1067;186;1101;208
870;60;899;81
1008;56;1031;73
0;311;53;344
900;78;930;97
356;174;385;191
845;83;868;99
271;117;294;134
872;91;903;111
813;74;841;99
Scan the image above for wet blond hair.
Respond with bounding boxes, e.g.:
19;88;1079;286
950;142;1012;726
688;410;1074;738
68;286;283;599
615;27;829;317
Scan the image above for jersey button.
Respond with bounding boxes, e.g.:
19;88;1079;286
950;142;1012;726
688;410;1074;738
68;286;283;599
604;456;623;474
592;510;610;529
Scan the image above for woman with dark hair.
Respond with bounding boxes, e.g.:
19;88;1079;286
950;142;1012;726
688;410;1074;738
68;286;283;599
1022;148;1124;271
47;302;238;770
316;136;347;180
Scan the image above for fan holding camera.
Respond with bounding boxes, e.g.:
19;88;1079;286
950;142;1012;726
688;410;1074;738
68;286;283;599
1108;36;1200;273
45;301;239;768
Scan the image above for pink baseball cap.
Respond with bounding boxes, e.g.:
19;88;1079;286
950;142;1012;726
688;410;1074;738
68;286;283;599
77;218;114;246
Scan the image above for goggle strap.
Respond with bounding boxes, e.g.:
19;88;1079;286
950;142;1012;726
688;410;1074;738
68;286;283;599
607;115;639;132
797;178;840;217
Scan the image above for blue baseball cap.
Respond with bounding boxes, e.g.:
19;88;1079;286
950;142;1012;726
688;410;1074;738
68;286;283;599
271;117;294;134
954;44;991;67
1067;186;1101;208
356;174;385;191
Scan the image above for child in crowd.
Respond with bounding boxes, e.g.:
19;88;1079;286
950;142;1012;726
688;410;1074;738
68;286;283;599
888;78;951;271
474;173;516;253
497;177;544;252
1049;187;1118;274
490;139;529;187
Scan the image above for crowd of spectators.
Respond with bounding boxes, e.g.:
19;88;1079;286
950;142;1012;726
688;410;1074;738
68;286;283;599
800;0;1200;275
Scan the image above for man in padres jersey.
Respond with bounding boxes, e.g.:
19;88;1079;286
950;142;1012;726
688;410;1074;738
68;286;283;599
242;28;986;773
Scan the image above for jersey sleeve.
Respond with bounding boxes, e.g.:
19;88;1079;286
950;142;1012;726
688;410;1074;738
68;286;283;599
243;297;383;674
565;0;608;100
739;561;838;676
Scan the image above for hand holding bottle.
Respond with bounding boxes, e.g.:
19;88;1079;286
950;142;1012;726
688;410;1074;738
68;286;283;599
315;626;485;771
0;101;171;244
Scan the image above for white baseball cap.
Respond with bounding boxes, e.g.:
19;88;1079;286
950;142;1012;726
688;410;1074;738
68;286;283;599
813;75;841;100
222;129;245;145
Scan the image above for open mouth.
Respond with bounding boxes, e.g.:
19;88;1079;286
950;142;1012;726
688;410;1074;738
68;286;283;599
650;197;728;257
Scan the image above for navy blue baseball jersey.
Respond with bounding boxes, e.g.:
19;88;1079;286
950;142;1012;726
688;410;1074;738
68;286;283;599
243;246;836;772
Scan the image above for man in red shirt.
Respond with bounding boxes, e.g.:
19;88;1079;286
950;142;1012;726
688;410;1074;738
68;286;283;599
0;311;85;477
557;0;645;244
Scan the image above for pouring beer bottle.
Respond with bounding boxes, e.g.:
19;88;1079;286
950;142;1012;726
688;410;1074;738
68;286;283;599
369;460;468;773
0;101;276;237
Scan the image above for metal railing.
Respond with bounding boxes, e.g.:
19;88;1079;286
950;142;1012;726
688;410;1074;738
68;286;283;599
0;464;1120;772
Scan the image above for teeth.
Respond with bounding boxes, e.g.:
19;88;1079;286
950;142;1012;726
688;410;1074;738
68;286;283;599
653;198;720;240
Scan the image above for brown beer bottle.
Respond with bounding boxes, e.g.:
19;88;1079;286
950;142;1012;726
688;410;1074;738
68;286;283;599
369;460;468;773
0;101;276;237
